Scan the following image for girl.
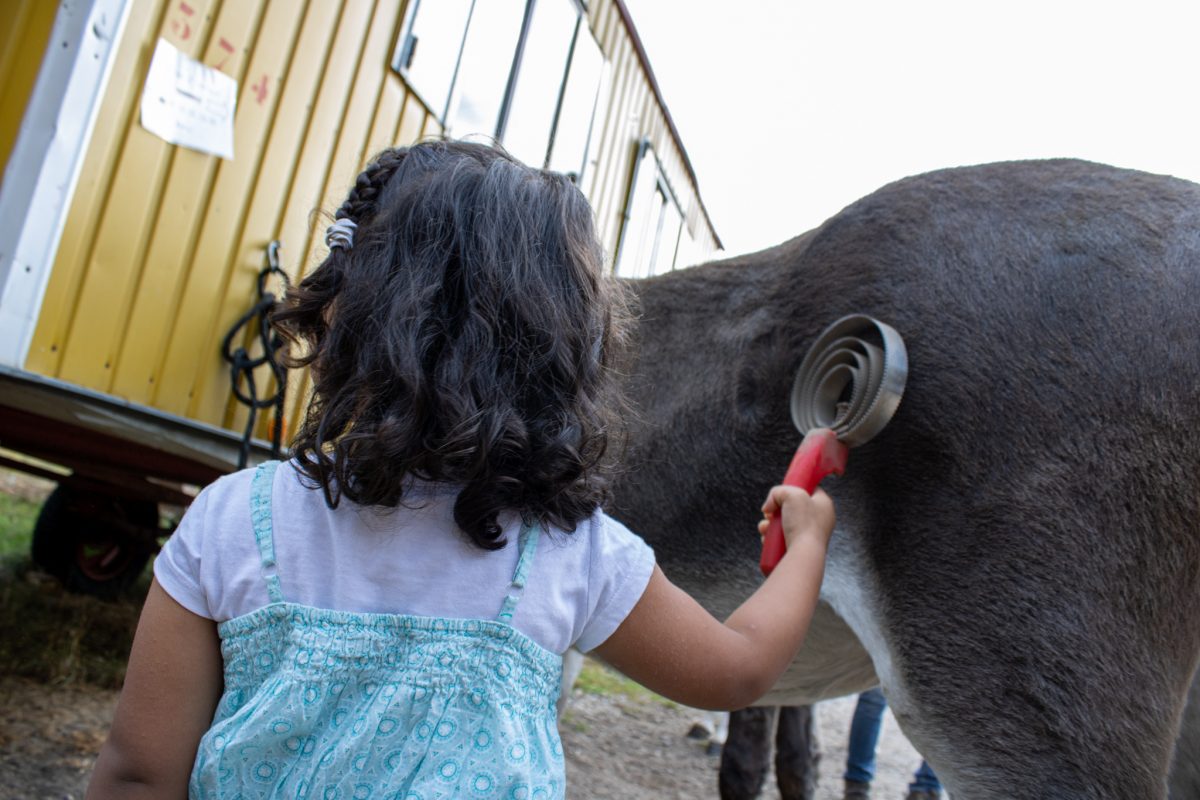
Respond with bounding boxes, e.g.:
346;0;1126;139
87;140;835;799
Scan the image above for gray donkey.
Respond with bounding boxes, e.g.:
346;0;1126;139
606;159;1200;799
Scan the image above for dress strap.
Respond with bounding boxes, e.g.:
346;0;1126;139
497;520;539;623
249;460;285;603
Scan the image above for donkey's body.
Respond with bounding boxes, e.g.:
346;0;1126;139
608;160;1200;799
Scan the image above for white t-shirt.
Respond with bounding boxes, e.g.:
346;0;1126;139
154;461;656;654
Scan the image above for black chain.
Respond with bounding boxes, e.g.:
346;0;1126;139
222;240;290;469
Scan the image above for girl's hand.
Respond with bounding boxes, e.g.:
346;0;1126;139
757;485;835;551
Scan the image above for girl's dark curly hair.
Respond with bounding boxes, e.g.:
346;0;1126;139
272;140;631;550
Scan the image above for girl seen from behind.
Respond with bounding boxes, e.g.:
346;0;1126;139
86;140;835;799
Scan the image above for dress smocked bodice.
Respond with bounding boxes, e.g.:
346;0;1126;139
217;603;563;714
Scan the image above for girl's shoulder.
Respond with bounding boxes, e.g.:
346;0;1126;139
535;508;656;653
580;508;652;565
154;461;317;620
194;459;323;515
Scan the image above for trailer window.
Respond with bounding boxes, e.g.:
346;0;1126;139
444;0;526;138
393;0;607;178
616;142;685;279
392;0;474;120
546;21;606;181
651;193;683;275
501;0;578;167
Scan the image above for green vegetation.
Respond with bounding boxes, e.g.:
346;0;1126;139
0;491;39;557
0;558;143;687
1;479;143;687
574;658;675;709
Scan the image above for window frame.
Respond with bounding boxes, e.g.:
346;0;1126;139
615;138;687;278
392;0;594;161
391;0;475;122
545;12;607;182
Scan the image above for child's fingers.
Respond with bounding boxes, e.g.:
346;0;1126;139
761;485;787;514
762;484;811;514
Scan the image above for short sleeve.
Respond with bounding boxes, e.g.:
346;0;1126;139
573;513;655;652
153;485;214;619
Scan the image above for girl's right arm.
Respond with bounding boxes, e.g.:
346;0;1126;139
86;579;224;799
591;486;834;711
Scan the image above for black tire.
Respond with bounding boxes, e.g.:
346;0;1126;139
30;486;157;599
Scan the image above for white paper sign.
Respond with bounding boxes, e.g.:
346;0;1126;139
140;38;236;160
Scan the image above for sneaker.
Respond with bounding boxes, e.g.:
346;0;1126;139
844;780;871;799
905;791;941;800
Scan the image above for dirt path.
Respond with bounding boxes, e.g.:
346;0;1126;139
0;675;927;799
559;689;925;799
0;677;117;800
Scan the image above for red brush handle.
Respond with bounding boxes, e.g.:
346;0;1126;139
760;428;848;576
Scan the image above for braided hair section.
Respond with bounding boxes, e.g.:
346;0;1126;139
335;147;409;226
273;149;408;364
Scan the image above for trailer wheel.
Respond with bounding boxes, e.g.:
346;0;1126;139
30;486;157;599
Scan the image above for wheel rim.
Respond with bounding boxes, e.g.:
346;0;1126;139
75;539;137;582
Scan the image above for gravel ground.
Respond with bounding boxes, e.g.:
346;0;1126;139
0;674;927;800
559;689;926;800
0;676;116;800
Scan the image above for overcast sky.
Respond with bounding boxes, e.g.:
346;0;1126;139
621;0;1200;257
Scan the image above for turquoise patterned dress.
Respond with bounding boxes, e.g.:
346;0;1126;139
189;461;566;799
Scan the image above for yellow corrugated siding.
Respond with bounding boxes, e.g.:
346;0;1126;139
205;0;374;432
589;9;630;242
234;0;405;439
0;0;58;176
27;0;191;380
112;1;268;405
155;0;341;421
362;71;406;171
592;32;641;253
22;0;713;436
56;0;225;392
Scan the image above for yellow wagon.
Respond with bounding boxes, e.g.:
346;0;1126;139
0;0;721;594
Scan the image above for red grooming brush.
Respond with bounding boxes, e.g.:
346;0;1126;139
760;315;908;575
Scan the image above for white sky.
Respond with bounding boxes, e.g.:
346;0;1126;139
621;0;1200;257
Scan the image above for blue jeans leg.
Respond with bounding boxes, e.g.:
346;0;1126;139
909;760;942;792
844;687;887;783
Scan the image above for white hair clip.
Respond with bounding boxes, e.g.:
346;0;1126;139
325;218;357;250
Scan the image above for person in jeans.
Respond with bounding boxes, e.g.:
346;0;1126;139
844;687;943;800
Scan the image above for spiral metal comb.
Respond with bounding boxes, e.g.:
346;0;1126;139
789;315;908;446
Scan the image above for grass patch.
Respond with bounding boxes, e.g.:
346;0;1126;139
0;556;143;688
0;492;39;558
575;658;676;709
560;713;588;733
0;471;154;688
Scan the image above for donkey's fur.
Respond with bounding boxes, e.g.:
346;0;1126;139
1170;675;1200;798
608;160;1200;799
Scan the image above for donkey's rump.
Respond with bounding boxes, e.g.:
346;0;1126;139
612;159;1200;799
